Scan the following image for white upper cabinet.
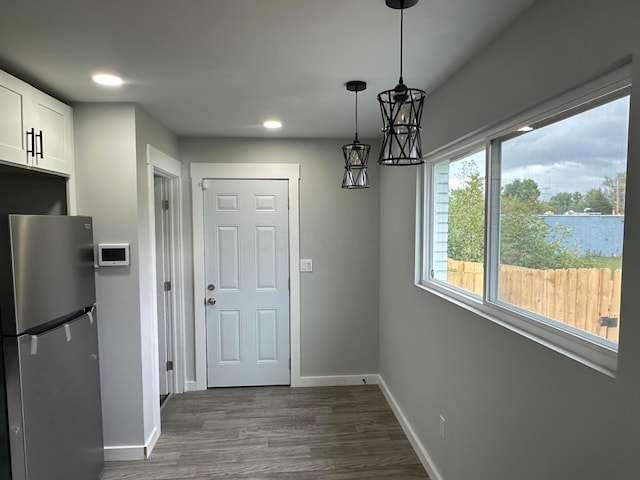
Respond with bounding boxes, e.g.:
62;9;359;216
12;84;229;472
0;69;74;176
0;72;29;167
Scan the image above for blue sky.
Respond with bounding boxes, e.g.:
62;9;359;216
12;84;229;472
448;95;630;200
501;95;629;199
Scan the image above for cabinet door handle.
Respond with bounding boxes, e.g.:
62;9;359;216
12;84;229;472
35;130;44;159
26;128;35;157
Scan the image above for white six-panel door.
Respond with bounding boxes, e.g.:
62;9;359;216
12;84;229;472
203;179;290;387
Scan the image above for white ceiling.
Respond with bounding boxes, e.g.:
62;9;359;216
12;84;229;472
0;0;535;138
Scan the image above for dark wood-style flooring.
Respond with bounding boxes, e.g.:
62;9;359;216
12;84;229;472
99;385;429;479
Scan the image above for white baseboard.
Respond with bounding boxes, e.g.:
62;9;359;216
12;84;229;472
377;375;444;480
104;445;146;462
292;374;379;387
104;425;161;462
186;376;378;389
184;380;198;392
144;425;160;458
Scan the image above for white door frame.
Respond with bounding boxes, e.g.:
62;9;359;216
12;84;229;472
191;163;301;390
147;145;186;400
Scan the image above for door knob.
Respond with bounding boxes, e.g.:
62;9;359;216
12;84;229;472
206;297;217;306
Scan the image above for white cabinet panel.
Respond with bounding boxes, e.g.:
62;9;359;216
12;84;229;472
31;91;74;176
0;74;28;166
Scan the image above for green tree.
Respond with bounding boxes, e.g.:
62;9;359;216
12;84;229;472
447;175;582;269
500;194;577;269
447;161;484;262
500;179;578;269
576;188;613;214
502;178;540;203
547;191;583;214
602;172;625;214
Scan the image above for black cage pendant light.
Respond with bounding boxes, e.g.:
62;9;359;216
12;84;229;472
342;80;371;189
378;0;426;166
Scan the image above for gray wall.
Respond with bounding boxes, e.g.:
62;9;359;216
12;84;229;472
378;1;640;479
0;164;68;216
75;105;142;448
178;138;380;380
74;104;178;450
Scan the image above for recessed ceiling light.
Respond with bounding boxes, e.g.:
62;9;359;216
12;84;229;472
263;120;282;129
92;73;123;87
517;126;534;132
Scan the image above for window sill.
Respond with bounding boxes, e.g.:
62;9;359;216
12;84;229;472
414;281;618;378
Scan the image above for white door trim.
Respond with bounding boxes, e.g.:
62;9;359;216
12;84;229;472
191;163;300;390
147;144;186;402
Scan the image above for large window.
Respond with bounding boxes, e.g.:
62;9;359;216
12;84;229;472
418;68;631;373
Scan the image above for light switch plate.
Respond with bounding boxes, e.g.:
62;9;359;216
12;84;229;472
300;259;313;272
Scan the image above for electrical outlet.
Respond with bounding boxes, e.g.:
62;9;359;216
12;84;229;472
439;415;446;439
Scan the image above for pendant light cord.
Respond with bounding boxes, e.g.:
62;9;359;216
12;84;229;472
399;0;404;84
354;89;359;142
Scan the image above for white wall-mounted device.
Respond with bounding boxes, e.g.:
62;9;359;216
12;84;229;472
97;243;130;267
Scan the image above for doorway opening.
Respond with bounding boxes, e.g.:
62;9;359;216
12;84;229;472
154;174;174;404
147;144;185;419
190;163;301;390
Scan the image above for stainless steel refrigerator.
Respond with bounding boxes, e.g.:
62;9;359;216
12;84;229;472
0;215;104;480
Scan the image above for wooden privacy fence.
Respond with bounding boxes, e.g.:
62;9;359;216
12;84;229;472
447;259;621;342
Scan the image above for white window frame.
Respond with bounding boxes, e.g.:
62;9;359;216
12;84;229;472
419;141;487;301
416;64;632;376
